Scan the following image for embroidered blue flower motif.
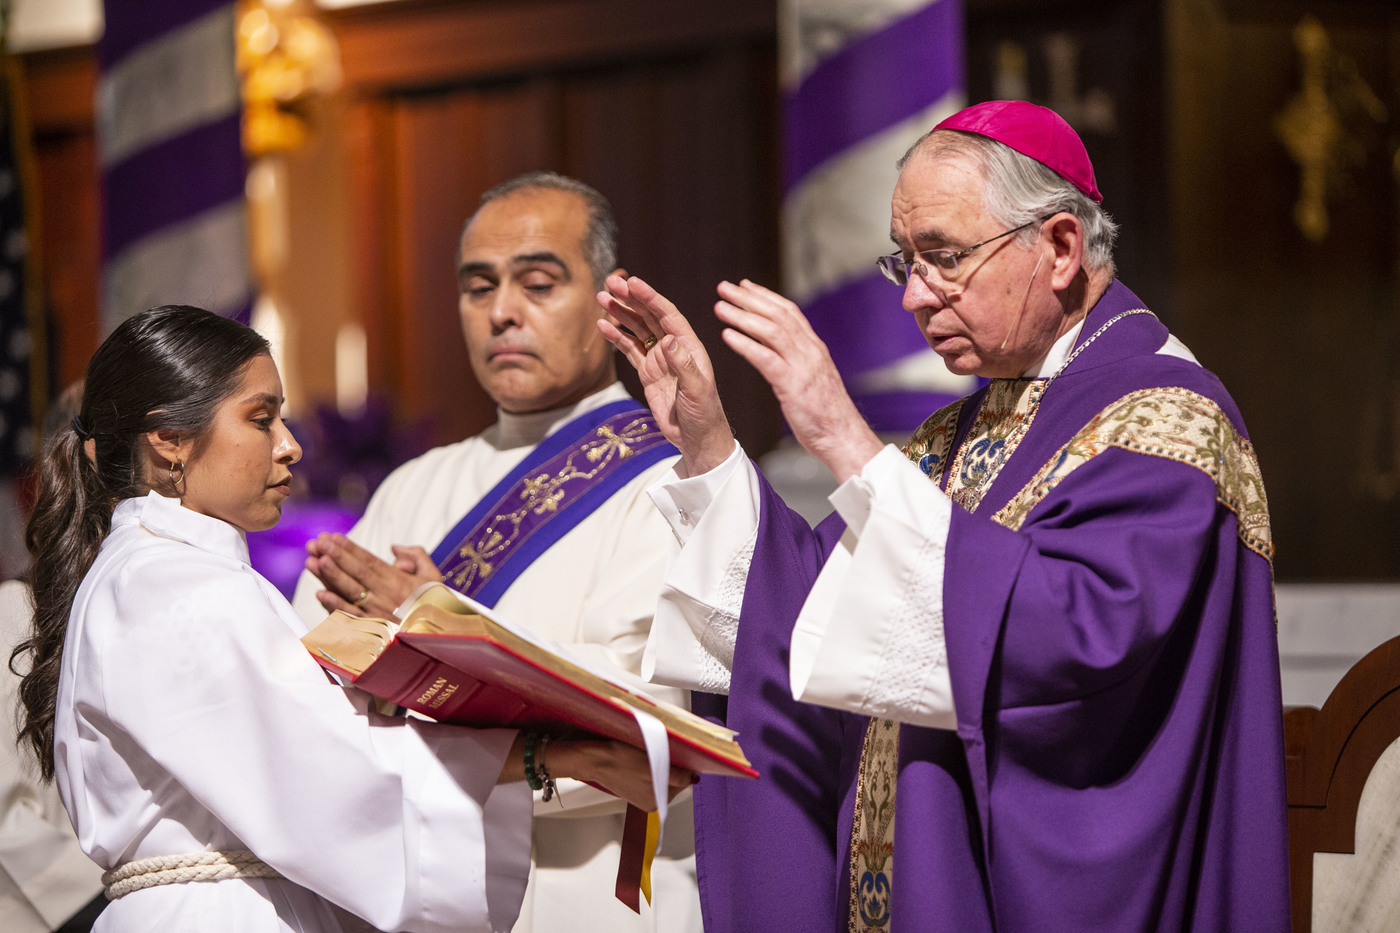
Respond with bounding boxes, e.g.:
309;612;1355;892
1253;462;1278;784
859;869;892;927
962;436;1003;485
918;453;940;476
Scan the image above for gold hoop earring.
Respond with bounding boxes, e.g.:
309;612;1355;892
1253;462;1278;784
169;460;186;497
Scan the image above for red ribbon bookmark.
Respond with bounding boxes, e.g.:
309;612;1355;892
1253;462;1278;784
614;803;659;913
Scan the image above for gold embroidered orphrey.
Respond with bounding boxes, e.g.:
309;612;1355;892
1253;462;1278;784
439;417;652;590
945;380;1045;512
848;717;898;932
994;386;1272;557
844;382;1274;932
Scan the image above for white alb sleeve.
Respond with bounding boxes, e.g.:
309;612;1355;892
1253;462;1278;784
642;444;758;695
789;444;958;729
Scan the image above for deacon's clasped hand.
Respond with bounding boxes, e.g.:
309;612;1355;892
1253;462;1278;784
304;533;443;618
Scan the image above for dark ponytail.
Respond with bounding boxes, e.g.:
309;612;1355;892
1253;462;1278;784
11;305;270;780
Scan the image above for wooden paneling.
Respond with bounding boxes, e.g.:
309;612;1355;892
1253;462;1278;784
556;47;781;450
381;78;561;441
328;0;776;93
344;97;403;409
1167;0;1400;579
21;46;100;391
332;1;780;451
22;46;94;132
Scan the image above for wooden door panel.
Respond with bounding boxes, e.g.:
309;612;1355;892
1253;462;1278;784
388;81;562;442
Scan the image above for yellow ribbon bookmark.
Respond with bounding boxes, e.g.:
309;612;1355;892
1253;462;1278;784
639;810;660;904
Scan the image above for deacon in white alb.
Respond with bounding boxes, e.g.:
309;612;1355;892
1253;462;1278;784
293;173;698;933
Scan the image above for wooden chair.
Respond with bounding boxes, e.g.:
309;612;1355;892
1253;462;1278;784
1284;634;1400;933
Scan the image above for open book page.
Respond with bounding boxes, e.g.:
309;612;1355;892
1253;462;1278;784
302;615;395;673
394;583;735;740
397;583;660;702
302;582;749;775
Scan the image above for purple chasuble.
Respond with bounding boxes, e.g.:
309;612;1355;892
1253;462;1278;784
691;280;1290;932
688;499;850;932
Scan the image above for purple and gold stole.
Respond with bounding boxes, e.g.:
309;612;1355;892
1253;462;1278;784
429;399;677;608
430;398;676;912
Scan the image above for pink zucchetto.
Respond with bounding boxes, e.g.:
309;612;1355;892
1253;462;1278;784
933;100;1103;204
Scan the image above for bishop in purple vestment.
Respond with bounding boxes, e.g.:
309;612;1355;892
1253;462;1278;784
597;101;1290;932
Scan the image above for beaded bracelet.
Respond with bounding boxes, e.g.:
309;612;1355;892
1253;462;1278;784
522;730;556;802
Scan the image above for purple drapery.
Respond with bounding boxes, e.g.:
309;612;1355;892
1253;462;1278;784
781;1;971;434
98;0;251;332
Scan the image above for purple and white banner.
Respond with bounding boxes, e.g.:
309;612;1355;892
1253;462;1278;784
780;0;973;433
98;0;250;333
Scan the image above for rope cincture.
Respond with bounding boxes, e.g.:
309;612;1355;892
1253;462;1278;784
102;849;282;900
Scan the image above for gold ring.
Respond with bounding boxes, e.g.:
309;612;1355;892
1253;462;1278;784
642;336;658;350
353;588;371;609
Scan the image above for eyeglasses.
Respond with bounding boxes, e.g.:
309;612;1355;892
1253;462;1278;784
876;212;1057;286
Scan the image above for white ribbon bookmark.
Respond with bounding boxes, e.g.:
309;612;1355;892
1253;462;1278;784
630;706;670;841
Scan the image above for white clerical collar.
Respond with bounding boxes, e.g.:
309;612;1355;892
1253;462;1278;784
490;382;632;449
1022;318;1087;379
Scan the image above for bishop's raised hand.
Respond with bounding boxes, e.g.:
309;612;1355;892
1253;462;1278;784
596;274;736;477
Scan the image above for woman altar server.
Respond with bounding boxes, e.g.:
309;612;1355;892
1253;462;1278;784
11;306;683;932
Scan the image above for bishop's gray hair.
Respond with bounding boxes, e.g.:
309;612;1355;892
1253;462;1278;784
898;130;1118;274
470;171;619;289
